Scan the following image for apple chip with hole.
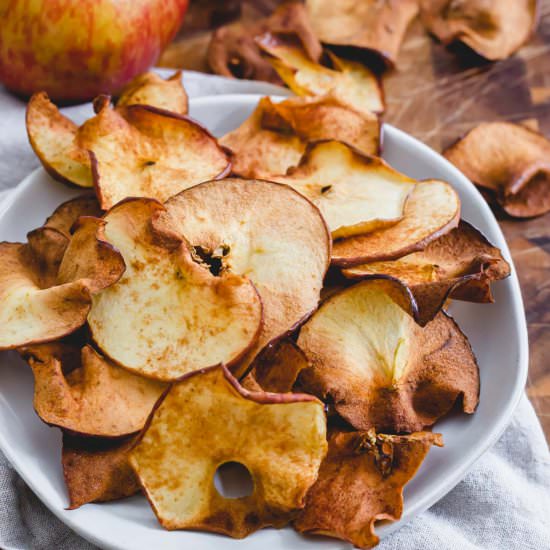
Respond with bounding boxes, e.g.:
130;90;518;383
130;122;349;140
62;433;141;509
444;122;550;218
0;217;124;350
20;344;166;437
156;178;330;377
420;0;538;61
85;198;262;381
294;429;443;549
129;365;327;537
306;0;419;66
297;278;480;432
257;34;384;114
269;140;415;239
332;179;460;267
78;98;230;209
343;221;511;325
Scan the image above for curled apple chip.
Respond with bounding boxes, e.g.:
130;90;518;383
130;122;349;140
343;221;511;325
0;218;124;350
257;35;384;114
86;199;262;381
332;179;460;267
157;178;331;377
116;71;188;114
62;434;140;509
306;0;419;65
270;141;415;239
444;122;550;218
129;365;327;537
20;344;166;437
43;195;102;238
294;429;443;549
78;99;230;209
297;278;479;432
420;0;538;61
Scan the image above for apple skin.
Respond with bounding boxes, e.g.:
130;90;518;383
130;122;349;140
0;0;189;103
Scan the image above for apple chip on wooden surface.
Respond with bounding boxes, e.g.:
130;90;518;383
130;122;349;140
420;0;538;61
444;122;550;218
343;221;511;325
332;180;460;266
297;278;479;432
294;430;442;549
269;140;415;239
86;199;262;381
157;178;331;377
129;365;327;538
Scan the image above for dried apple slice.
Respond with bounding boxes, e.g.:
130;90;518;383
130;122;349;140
43;195;102;237
332;179;460;267
306;0;419;66
62;434;140;509
157;178;331;377
257;34;384;114
294;429;443;548
20;344;166;437
129;365;327;537
78;98;230;209
444;122;550;218
269;141;415;239
420;0;538;61
297;278;479;432
86;198;262;381
343;221;511;325
116;71;188;114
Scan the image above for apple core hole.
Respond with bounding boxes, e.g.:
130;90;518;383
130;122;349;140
214;461;254;499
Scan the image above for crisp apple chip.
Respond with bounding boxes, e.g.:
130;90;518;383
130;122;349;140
62;434;141;509
269;141;415;239
257;34;384;114
444;122;550;218
297;278;479;432
420;0;538;61
43;195;102;237
86;198;262;381
129;365;327;537
332;180;460;266
157;178;331;377
77;98;230;209
20;344;166;437
343;221;511;325
306;0;419;65
0;217;124;350
116;71;188;114
294;429;443;549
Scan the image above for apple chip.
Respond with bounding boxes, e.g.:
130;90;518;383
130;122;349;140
116;71;188;114
294;430;443;549
420;0;538;61
43;195;102;238
62;434;140;509
269;141;415;239
306;0;419;65
332;180;460;266
0;218;124;350
297;278;480;432
20;344;166;437
78;99;230;209
157;178;331;377
129;365;327;537
444;122;550;218
343;221;511;325
86;198;262;381
257;35;384;114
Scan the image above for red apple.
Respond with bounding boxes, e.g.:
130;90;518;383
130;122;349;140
0;0;189;103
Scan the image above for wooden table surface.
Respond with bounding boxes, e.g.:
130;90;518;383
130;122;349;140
161;0;550;440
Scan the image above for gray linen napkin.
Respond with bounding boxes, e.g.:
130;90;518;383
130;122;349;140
0;71;548;550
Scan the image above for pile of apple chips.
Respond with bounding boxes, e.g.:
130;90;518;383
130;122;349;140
0;67;512;549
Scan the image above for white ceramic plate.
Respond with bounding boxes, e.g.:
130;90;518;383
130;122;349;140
0;94;528;550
